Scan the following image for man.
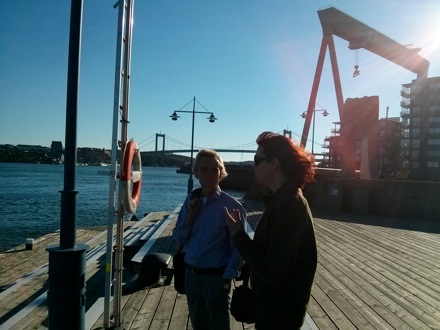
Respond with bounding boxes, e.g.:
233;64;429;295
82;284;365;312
173;149;246;330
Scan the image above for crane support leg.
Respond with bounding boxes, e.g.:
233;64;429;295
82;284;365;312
327;35;345;122
301;34;345;149
301;36;328;148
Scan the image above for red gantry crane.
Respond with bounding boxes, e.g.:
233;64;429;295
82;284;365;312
300;6;430;148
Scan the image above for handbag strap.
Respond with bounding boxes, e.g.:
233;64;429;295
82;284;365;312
241;264;251;287
176;187;202;256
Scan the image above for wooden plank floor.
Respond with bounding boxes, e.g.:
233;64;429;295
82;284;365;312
310;212;440;330
1;200;439;329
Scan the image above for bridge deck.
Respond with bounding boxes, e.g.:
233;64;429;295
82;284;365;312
142;148;256;154
1;200;439;329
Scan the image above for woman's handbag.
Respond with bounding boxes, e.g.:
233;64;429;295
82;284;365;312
173;246;186;294
230;264;255;323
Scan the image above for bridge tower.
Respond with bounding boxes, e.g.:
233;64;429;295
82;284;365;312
155;134;165;152
283;129;292;139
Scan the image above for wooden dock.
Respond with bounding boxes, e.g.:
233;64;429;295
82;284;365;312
1;199;439;329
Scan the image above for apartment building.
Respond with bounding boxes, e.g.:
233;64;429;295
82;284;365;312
400;76;440;180
379;117;401;177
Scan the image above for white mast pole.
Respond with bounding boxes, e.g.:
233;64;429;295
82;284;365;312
113;0;134;326
103;0;135;327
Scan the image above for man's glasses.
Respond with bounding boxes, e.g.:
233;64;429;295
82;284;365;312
254;155;268;166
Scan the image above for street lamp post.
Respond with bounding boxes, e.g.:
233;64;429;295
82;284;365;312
170;96;217;194
301;108;329;154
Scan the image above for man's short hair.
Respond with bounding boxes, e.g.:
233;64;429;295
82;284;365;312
192;149;228;180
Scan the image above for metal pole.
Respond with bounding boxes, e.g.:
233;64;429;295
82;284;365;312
113;0;134;327
47;1;88;329
114;0;135;325
188;96;196;194
103;0;126;326
60;0;81;250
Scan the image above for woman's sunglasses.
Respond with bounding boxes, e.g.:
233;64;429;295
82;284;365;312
254;155;269;166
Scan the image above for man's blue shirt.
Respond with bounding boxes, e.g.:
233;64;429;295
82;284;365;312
173;187;246;279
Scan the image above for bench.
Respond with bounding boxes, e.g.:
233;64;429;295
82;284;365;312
123;212;166;247
130;205;181;271
85;205;182;327
123;205;182;292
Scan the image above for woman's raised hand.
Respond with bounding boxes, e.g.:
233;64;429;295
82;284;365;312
224;207;244;238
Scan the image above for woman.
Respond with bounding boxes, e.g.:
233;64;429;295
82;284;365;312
225;131;317;329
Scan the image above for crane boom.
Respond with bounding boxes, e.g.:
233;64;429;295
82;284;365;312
318;6;429;79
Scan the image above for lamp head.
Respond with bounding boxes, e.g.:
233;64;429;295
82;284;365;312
322;110;329;117
301;111;307;119
170;111;180;121
208;113;217;123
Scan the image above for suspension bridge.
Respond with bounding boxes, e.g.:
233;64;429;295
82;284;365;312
135;129;318;155
137;133;258;154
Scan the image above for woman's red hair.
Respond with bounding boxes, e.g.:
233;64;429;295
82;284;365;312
256;131;315;189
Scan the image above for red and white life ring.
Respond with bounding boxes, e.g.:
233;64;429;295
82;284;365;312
120;140;142;213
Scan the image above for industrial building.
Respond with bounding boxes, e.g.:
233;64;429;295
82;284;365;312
320;77;440;182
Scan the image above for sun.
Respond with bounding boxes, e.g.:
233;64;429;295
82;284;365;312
411;4;440;74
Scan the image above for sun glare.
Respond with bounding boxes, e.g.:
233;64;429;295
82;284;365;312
413;8;440;61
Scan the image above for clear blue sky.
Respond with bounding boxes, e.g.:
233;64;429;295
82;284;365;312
1;0;439;162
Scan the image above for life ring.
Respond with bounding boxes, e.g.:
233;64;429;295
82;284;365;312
121;140;142;213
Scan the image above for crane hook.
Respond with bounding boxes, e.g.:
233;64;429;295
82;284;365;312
353;65;360;77
353;50;360;77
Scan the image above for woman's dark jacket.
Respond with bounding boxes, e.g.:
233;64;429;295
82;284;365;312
233;181;317;329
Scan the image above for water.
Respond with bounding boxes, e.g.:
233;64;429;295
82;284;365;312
0;163;244;251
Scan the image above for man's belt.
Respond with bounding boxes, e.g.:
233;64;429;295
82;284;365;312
186;264;226;275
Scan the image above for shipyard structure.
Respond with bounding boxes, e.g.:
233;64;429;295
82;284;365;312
299;7;439;182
